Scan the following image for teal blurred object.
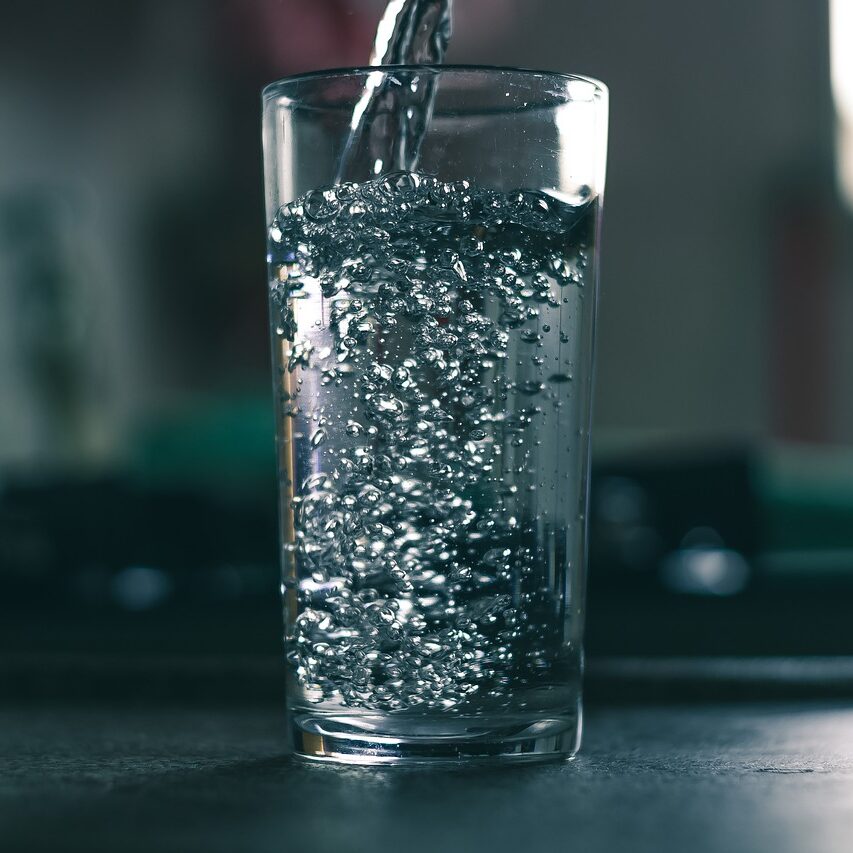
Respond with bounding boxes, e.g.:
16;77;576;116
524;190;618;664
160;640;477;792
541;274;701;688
131;393;276;497
132;406;853;558
757;443;853;570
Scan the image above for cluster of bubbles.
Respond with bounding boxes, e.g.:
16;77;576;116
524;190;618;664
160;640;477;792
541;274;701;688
268;171;595;713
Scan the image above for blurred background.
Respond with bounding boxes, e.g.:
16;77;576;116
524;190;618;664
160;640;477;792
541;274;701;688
3;0;853;690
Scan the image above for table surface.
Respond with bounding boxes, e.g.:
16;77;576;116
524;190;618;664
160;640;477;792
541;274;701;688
5;699;853;853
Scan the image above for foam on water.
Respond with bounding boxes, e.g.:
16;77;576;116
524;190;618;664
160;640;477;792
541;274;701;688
269;172;596;714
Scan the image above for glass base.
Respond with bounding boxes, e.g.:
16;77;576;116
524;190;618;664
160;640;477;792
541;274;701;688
289;708;581;766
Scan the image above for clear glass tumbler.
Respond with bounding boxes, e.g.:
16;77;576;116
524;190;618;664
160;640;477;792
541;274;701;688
263;66;608;764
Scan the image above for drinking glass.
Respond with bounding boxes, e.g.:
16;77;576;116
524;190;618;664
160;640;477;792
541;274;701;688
263;66;608;764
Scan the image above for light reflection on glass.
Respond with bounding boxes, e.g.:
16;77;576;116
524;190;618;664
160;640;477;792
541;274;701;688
831;0;853;209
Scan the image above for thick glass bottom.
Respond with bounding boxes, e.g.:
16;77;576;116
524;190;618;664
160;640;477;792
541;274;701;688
289;707;581;765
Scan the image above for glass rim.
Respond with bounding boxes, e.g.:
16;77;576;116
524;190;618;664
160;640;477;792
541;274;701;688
262;64;608;104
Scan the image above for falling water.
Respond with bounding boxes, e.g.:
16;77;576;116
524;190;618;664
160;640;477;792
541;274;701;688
335;0;453;182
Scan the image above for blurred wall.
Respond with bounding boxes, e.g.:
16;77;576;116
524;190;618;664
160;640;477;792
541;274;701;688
0;1;219;466
0;0;844;471
454;0;835;442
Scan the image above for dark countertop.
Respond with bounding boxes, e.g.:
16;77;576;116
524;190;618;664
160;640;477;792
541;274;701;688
5;697;853;853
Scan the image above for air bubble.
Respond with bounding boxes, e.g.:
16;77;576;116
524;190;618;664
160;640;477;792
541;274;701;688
304;189;341;221
269;172;596;713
